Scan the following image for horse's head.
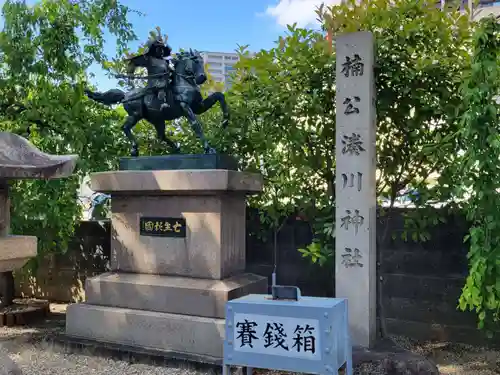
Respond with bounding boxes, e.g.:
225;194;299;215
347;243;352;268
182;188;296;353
176;49;207;85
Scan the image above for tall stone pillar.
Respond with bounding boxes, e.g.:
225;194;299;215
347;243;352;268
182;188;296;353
335;31;377;348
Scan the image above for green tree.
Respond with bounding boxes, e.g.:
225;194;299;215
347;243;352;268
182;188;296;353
457;17;500;331
222;0;471;265
0;0;137;305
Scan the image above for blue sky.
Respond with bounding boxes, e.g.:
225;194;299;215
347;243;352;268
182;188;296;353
118;0;284;53
103;0;333;52
89;0;336;90
0;0;336;89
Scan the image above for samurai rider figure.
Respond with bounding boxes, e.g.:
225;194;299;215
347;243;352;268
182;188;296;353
125;36;175;111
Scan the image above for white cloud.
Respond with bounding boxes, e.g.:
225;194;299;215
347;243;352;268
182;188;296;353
265;0;342;28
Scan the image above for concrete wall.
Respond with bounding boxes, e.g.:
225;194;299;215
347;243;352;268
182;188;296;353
14;208;487;344
377;210;480;344
15;221;110;303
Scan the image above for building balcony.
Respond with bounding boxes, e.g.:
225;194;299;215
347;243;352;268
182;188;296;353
473;0;500;19
436;0;500;19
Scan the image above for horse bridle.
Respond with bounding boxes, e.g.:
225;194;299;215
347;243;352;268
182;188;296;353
174;55;202;83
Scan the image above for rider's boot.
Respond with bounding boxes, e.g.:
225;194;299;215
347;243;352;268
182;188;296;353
159;90;169;110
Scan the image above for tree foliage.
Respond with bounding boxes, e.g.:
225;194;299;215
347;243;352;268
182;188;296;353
216;0;500;331
0;0;137;260
220;0;472;262
457;17;500;330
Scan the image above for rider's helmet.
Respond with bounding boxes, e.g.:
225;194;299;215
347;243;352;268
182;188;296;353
144;36;172;58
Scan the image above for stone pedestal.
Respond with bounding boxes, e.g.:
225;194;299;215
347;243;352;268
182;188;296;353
66;163;268;361
0;183;37;272
0;132;77;309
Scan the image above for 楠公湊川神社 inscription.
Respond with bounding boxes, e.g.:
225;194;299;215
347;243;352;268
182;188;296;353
232;313;320;359
343;96;361;115
341;54;364;77
342;172;362;191
139;217;186;238
341;247;363;268
340;209;364;235
335;31;376;347
341;133;365;155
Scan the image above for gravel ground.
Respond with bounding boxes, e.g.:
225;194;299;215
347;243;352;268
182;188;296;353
0;304;215;375
390;336;500;375
0;304;498;375
2;333;214;375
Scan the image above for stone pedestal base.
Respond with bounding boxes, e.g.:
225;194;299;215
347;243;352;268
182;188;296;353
66;165;267;361
66;271;268;358
84;272;267;319
0;235;37;272
66;303;226;360
0;187;37;272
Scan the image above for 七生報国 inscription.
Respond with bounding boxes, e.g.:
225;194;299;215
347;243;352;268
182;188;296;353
140;217;186;238
232;313;320;359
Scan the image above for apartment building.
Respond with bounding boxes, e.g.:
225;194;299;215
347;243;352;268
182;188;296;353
469;0;500;19
436;0;500;18
200;51;240;90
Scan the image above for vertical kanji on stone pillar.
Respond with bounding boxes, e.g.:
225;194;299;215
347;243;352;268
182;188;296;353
335;31;377;348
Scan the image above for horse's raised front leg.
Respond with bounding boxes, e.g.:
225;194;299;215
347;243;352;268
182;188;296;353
122;115;140;157
180;102;216;154
193;91;230;129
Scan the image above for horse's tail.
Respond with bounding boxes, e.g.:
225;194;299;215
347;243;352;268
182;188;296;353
84;88;125;105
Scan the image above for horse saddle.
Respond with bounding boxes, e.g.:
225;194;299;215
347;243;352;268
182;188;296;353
123;87;147;102
123;87;174;108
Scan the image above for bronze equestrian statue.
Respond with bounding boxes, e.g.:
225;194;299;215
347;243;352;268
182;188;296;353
85;36;230;156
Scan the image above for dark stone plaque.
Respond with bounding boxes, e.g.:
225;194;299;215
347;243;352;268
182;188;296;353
139;217;186;238
119;154;238;171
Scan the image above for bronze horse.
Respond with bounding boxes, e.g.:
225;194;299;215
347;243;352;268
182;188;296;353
85;50;229;156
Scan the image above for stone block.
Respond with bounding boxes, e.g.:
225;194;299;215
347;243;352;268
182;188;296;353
335;31;377;348
65;303;225;359
0;235;37;272
0;184;9;236
119;154;238;171
110;194;247;279
90;169;262;195
85;272;268;318
0;131;77;180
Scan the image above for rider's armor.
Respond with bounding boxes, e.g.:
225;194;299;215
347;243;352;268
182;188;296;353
126;37;173;110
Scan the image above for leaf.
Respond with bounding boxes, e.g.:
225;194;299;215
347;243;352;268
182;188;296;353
455;18;500;329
